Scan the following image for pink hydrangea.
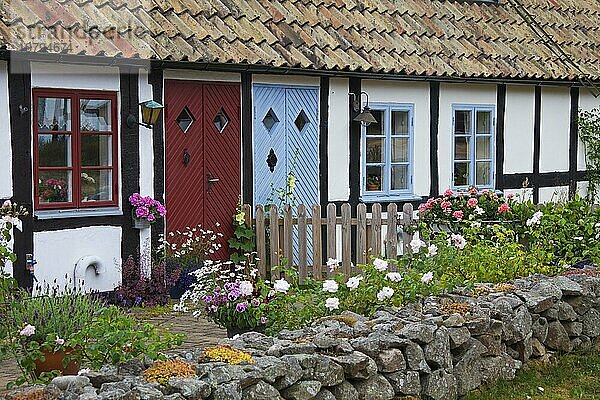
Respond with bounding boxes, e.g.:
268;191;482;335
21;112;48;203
498;203;511;213
452;210;464;220
467;198;478;208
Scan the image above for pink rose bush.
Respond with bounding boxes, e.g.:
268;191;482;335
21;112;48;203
129;193;166;224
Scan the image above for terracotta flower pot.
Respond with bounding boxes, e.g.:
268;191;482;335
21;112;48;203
367;184;380;191
34;348;80;376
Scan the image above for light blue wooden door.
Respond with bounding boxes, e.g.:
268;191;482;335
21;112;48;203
253;85;320;208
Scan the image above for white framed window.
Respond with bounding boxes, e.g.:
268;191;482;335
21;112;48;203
452;105;495;189
362;104;414;200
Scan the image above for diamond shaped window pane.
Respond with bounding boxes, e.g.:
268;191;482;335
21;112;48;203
262;108;279;132
294;109;309;132
176;107;194;133
213;108;229;133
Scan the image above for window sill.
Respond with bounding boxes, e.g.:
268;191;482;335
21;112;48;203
360;194;423;203
35;207;122;220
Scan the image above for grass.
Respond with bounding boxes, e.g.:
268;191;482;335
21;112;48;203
465;349;600;400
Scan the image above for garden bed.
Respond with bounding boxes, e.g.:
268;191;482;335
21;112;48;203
5;271;599;400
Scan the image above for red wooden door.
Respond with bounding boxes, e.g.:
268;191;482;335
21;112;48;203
165;80;241;260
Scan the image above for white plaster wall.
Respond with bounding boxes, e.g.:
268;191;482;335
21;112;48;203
578;90;600;171
33;226;122;292
504;85;534;174
163;69;241;82
31;62;120;91
539;87;570;173
503;188;534;203
328;78;350;201
138;69;154;277
539;186;570;203
253;74;320;87
439;83;497;190
362;80;430;197
0;62;12;199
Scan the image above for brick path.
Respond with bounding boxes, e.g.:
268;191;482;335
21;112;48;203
0;313;226;393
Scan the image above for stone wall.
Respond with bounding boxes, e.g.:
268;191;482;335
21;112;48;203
11;272;600;400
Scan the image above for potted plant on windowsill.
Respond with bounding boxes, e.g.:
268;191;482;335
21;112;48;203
129;193;167;229
366;175;381;191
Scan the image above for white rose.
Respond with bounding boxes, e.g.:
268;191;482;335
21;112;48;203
239;280;254;296
409;238;427;254
346;276;363;291
373;258;388;272
385;272;402;282
426;244;438;257
376;286;394;301
421;271;434;283
325;297;340;311
322;279;339;293
273;279;290;293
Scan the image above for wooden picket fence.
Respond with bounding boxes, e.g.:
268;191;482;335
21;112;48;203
239;203;416;281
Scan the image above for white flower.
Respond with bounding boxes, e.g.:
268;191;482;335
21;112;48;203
451;234;467;250
526;211;543;227
2;200;11;208
421;271;434;283
326;258;340;272
346;276;363;291
409;238;427;254
239;280;254;296
322;279;339;293
325;297;340;311
19;324;35;337
377;286;394;301
426;244;438;257
273;278;290;293
249;268;258;279
55;336;65;345
574;236;583;241
373;258;388;272
386;272;402;282
474;206;485;215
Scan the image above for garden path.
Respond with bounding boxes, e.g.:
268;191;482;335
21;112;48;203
0;313;225;393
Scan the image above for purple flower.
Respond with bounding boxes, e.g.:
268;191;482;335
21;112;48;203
236;302;248;313
135;206;150;218
208;305;217;313
147;213;155;222
228;291;240;301
202;295;212;303
261;317;267;325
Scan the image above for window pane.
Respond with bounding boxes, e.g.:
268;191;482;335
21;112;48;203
476;161;492;186
38;134;71;167
80;99;112;132
391;111;409;135
38;170;72;203
476;137;491;160
454;162;470;186
454;137;471;160
391;138;409;162
391;165;409;190
366;137;385;163
366;109;384;135
82;170;113;202
476;111;492;134
366;165;383;191
81;135;112;167
454;110;471;134
37;98;71;131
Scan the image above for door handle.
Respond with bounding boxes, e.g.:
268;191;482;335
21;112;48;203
207;174;219;193
183;149;190;166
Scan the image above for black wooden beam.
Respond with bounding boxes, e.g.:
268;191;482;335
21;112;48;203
120;67;141;261
8;58;33;289
241;72;254;206
429;81;440;197
495;84;506;190
533;86;542;203
503;171;586;190
568;86;579;198
348;78;361;207
319;77;330;208
149;65;164;248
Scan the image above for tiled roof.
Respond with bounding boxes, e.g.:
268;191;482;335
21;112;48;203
1;0;600;81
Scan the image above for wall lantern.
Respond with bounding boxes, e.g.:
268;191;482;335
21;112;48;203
349;91;377;126
127;100;164;129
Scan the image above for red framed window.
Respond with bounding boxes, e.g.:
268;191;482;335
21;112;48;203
33;89;119;210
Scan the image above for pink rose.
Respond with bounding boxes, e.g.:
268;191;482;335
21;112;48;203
498;203;510;213
467;198;478;208
452;210;464;220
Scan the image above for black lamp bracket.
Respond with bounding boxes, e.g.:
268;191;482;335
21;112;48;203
349;91;370;112
126;114;153;130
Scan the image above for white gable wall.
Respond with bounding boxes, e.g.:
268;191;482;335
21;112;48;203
362;80;430;197
439;83;497;191
328;78;350;201
0;62;11;199
504;85;535;174
578;89;600;172
539;86;570;173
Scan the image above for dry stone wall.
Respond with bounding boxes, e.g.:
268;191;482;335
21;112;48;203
9;272;600;400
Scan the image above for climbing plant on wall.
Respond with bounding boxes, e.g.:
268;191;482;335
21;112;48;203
579;108;600;200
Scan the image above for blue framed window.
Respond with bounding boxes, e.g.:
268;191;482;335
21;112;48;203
452;105;495;189
362;104;414;200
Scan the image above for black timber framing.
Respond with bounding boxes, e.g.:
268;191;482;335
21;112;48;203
569;87;579;198
429;82;440;197
120;67;141;261
533;86;542;202
241;72;254;205
348;78;362;208
8;58;34;289
495;84;506;190
319;77;330;208
149;65;165;249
